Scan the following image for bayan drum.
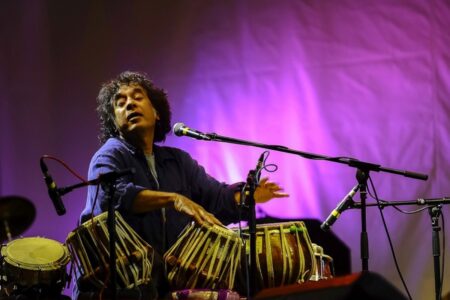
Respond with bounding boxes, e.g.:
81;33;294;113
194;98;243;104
235;221;316;292
0;237;70;292
66;211;154;289
309;243;334;281
164;222;242;290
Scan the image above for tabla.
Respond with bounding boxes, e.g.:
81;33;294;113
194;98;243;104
234;222;316;292
66;211;154;289
309;243;334;281
0;237;70;292
164;222;242;290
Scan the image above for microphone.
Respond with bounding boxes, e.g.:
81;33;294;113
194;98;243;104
320;184;359;231
255;152;265;182
172;123;211;140
241;153;266;206
40;159;66;216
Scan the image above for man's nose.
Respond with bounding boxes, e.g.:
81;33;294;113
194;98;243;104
125;97;137;109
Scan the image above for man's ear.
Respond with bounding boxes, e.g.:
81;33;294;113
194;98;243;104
153;108;160;120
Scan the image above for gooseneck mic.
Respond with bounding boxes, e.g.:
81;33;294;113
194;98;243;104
172;122;211;140
255;152;265;182
40;159;66;216
320;184;359;231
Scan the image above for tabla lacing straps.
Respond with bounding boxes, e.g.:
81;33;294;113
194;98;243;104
230;236;240;288
265;226;274;287
123;222;153;286
301;222;311;282
121;215;152;286
189;232;212;288
197;227;227;289
73;233;88;279
280;225;289;285
253;231;263;286
305;223;317;281
225;234;241;289
177;225;198;264
182;226;211;287
165;225;192;284
116;230;129;287
202;231;222;288
167;227;190;286
79;231;98;285
115;219;129;286
210;231;231;288
284;226;294;283
228;235;241;289
84;224;107;288
116;223;135;286
83;229;104;287
300;222;315;282
126;220;148;286
193;226;219;288
293;225;304;282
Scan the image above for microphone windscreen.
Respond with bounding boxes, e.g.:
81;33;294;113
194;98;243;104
172;122;185;136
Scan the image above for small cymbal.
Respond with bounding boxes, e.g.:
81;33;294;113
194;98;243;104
0;195;36;243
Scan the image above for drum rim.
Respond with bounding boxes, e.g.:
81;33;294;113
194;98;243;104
1;237;70;270
232;221;307;235
189;222;241;240
66;211;123;241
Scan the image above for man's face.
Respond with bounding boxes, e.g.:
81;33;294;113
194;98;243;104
113;83;159;139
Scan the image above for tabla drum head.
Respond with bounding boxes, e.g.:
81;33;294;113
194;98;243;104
1;237;69;271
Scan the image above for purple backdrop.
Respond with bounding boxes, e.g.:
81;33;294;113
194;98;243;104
1;1;449;298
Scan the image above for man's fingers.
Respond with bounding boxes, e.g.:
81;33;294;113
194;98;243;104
259;177;269;184
273;192;290;198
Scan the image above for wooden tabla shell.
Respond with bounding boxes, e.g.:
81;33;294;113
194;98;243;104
66;211;154;289
234;221;316;292
164;222;242;290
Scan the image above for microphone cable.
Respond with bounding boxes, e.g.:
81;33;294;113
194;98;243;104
368;176;413;300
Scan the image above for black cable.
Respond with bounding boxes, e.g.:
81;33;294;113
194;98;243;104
369;176;413;300
366;185;429;214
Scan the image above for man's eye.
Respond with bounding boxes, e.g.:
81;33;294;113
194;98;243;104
116;99;126;107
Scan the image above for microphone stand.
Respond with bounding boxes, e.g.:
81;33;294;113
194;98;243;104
241;167;260;297
56;169;135;300
192;131;428;277
105;180;118;300
356;168;369;271
351;197;450;300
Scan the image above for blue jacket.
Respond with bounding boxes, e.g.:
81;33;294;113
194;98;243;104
80;137;242;254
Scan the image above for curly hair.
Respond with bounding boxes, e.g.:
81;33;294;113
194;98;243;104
96;71;172;144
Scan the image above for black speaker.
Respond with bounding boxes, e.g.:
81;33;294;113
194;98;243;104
254;272;408;300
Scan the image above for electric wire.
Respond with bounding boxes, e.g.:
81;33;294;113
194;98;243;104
368;177;413;300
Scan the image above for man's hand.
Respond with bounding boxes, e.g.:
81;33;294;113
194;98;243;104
172;193;222;226
254;177;289;203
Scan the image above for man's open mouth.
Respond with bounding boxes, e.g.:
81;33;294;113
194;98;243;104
127;112;142;121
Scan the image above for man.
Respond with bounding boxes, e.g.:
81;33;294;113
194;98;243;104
76;71;288;298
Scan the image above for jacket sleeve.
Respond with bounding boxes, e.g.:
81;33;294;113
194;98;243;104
81;147;147;223
176;149;245;225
